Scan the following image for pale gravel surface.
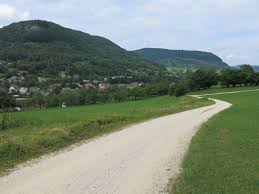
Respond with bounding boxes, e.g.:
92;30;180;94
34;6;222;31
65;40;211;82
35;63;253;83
0;99;231;194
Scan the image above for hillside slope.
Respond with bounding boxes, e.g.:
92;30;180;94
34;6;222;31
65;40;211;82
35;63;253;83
0;20;165;80
134;48;228;69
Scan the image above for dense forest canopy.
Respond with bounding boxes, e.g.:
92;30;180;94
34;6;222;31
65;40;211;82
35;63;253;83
0;20;166;80
134;48;229;69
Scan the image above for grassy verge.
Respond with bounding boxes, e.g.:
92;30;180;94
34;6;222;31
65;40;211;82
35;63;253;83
172;91;259;193
0;96;212;175
189;85;259;95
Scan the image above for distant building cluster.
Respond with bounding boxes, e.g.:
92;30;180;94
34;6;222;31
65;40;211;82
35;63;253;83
0;69;145;99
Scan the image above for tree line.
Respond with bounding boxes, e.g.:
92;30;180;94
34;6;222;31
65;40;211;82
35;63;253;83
171;64;259;96
220;65;259;87
0;81;170;111
1;64;258;121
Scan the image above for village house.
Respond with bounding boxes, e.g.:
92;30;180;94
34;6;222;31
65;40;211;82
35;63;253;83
83;80;91;83
48;84;61;93
84;82;96;89
128;82;139;89
93;80;99;85
29;87;40;93
8;75;25;83
76;83;82;88
58;71;66;78
19;87;29;96
9;85;19;94
98;83;108;93
111;76;125;80
138;82;144;86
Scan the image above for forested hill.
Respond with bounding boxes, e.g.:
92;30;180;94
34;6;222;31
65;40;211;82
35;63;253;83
134;48;229;69
0;20;165;81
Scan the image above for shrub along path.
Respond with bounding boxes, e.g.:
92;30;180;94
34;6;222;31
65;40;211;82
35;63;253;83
0;97;230;194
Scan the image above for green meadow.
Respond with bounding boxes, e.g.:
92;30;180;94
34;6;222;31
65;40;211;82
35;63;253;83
0;96;211;175
190;85;259;95
172;90;259;193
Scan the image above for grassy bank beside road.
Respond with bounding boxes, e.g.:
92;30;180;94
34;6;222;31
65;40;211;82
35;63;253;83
0;96;212;175
172;91;259;194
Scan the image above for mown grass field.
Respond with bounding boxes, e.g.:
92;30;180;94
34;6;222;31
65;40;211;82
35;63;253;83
172;90;259;194
0;96;212;175
190;85;259;95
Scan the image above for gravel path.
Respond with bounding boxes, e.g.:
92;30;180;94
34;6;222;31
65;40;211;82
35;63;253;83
0;99;231;194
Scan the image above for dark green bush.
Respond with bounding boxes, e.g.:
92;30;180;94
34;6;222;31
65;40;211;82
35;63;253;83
175;84;187;97
168;84;176;96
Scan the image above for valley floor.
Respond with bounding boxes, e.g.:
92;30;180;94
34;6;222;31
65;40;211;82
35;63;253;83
0;99;230;194
0;96;211;175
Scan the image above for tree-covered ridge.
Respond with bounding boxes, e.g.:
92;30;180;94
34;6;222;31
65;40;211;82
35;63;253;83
0;20;166;80
134;48;229;69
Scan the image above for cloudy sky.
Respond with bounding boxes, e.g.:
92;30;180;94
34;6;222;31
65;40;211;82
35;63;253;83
0;0;258;66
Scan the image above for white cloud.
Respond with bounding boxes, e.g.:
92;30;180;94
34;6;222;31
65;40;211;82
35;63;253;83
0;3;30;20
0;4;15;19
225;53;249;61
212;35;259;65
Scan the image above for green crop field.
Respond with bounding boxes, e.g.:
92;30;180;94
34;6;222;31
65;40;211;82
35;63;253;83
0;96;212;175
172;90;259;193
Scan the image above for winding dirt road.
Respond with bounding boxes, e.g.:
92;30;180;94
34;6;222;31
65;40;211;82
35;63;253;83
0;98;231;194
